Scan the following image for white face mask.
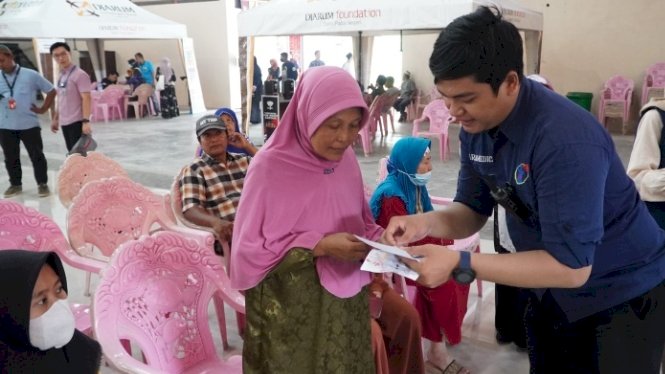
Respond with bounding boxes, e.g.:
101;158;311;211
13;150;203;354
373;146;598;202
29;299;75;350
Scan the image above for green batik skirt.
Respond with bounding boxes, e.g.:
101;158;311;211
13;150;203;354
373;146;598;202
243;248;374;374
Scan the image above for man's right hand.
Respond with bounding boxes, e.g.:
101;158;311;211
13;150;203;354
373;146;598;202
212;219;234;242
381;214;432;246
50;119;59;133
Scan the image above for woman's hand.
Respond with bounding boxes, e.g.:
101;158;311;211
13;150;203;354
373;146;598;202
313;233;370;261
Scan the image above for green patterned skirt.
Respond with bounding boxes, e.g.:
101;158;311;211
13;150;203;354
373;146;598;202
243;248;374;374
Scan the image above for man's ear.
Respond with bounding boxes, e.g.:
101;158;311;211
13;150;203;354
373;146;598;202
504;71;521;97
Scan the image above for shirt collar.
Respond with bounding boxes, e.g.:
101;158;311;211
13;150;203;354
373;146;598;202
201;151;236;166
494;77;534;145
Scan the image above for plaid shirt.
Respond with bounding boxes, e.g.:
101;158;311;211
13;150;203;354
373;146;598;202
179;152;251;221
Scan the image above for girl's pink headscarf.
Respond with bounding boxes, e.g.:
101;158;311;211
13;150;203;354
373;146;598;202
230;66;383;298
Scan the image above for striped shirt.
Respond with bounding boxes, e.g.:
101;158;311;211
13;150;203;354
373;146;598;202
179;152;251;221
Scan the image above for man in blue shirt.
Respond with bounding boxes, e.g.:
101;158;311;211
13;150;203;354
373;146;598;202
0;45;56;198
280;52;298;81
383;7;665;374
134;52;159;115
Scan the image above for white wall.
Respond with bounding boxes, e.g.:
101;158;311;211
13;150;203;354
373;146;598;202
401;33;439;96
106;0;240;112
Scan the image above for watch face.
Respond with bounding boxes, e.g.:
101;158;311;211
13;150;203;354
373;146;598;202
453;269;476;285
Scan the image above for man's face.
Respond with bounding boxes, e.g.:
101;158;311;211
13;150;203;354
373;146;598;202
280;55;287;63
436;72;520;134
0;53;15;74
135;55;144;64
199;128;228;159
52;47;72;68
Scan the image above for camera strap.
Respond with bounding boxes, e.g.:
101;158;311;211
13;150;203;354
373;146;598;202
473;167;538;229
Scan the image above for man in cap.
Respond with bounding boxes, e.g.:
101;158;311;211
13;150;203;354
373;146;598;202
0;44;56;198
179;115;257;243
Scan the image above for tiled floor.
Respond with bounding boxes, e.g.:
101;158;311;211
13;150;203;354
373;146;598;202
0;111;645;373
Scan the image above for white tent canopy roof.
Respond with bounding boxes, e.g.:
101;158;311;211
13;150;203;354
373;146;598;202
238;0;543;37
0;0;187;39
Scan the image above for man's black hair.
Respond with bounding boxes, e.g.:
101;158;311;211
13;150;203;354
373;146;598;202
49;42;70;54
429;6;524;94
135;52;144;59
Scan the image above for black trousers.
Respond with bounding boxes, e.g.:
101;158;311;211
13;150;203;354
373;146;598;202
495;283;528;348
0;127;48;186
62;121;83;152
393;97;411;114
526;280;665;374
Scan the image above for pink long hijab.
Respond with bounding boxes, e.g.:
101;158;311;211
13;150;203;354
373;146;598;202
230;66;383;298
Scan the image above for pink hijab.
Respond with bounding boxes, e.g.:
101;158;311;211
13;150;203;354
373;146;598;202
230;66;383;298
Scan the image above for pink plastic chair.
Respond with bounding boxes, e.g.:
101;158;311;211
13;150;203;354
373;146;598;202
92;85;125;122
598;75;634;130
126;83;154;119
356;98;377;157
406;89;427;122
57;151;130;207
93;231;243;374
0;200;107;334
379;93;399;135
412;99;452;160
641;62;665;106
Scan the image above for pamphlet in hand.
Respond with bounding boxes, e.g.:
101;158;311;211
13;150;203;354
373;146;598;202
356;236;420;280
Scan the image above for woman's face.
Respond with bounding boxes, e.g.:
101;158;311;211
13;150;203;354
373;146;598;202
30;264;67;319
416;151;432;174
220;114;236;133
310;107;363;161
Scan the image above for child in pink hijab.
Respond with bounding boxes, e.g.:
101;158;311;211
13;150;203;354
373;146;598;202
231;66;405;373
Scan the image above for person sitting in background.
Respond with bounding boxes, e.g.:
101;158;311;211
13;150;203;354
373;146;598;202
370;137;471;374
0;250;102;373
180;115;255;245
393;71;417;122
101;71;118;90
127;68;144;92
214;107;258;156
368;75;387;99
385;76;400;97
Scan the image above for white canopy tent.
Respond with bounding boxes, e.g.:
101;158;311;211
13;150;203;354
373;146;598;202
0;0;205;113
238;0;544;86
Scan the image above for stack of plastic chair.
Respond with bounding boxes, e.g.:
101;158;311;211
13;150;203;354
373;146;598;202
379;93;399;135
126;83;154;119
57;151;130;208
0;200;107;334
406;89;426;122
641;62;665;106
93;230;243;373
92;85;125;122
412;99;452;160
598;75;634;131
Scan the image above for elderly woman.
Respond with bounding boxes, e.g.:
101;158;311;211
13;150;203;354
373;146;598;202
370;137;470;374
231;66;423;373
0;250;101;372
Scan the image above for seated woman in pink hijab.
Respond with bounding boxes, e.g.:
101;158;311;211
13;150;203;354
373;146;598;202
230;66;423;373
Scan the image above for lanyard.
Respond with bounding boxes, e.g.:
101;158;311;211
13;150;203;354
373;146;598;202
1;66;20;97
58;65;77;88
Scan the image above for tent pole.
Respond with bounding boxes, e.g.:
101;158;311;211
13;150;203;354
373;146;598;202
246;37;255;136
358;31;362;86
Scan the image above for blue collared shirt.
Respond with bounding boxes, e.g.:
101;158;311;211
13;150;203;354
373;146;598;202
0;65;54;130
456;78;665;321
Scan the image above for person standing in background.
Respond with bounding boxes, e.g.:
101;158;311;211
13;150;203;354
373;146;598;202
134;52;160;115
308;50;325;68
50;42;91;153
250;57;263;124
267;59;280;81
0;45;56;198
342;52;356;78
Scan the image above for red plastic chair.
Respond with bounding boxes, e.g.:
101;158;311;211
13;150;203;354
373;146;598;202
93;230;243;374
641;62;665;106
412;99;452;160
0;200;107;334
598;75;633;130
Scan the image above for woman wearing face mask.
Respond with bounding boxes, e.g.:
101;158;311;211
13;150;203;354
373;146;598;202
0;250;101;373
370;137;471;374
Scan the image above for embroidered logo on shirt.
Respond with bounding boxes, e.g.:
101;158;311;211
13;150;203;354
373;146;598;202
469;154;494;163
514;163;530;185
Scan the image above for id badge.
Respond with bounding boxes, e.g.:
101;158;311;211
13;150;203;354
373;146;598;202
8;98;16;110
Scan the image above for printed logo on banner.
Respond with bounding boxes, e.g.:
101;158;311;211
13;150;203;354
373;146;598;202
0;0;45;17
66;0;137;17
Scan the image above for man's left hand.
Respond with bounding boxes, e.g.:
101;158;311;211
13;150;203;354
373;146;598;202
30;104;47;114
401;244;461;288
82;122;92;135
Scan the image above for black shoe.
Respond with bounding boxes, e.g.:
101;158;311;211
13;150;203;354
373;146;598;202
3;185;22;198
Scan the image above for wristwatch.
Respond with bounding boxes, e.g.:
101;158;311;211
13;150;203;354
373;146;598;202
81;118;90;123
452;251;476;284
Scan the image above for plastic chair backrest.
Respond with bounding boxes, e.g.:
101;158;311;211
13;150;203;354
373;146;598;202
646;62;665;88
98;85;126;104
134;83;154;104
67;177;178;260
420;99;451;134
93;231;242;373
57;152;130;207
603;75;633;100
